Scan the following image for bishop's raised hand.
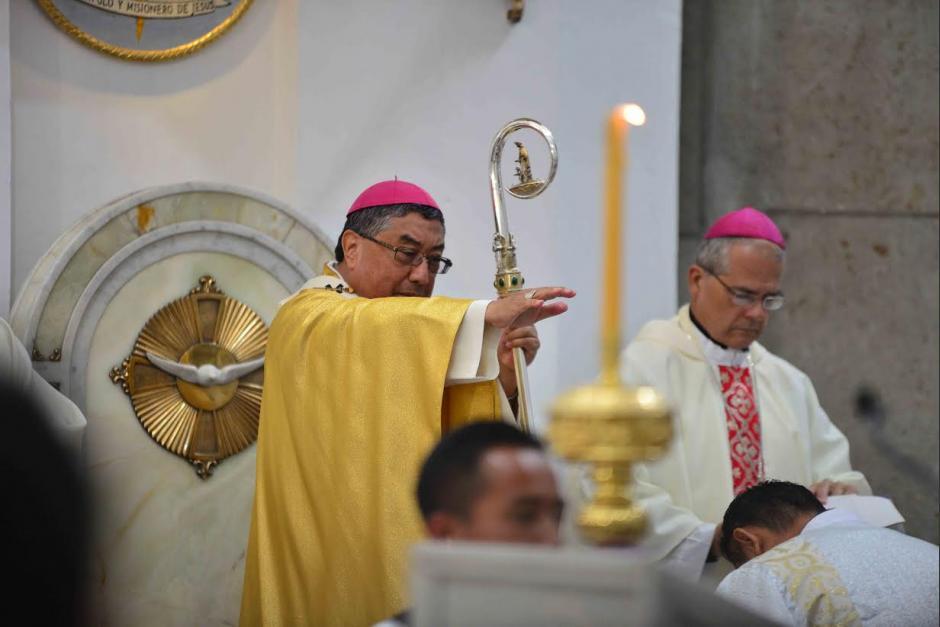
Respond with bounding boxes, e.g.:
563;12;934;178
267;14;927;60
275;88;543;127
484;286;575;330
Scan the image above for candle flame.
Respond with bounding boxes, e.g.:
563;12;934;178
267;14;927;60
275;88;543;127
620;103;646;127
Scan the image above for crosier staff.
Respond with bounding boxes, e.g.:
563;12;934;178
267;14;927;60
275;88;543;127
488;118;558;432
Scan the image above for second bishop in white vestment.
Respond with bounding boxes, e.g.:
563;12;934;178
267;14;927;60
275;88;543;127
621;305;870;574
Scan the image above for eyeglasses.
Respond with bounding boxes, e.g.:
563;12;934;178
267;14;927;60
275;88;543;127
701;266;785;311
356;232;453;275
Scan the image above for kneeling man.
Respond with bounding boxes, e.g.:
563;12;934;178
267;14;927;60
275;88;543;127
717;481;939;626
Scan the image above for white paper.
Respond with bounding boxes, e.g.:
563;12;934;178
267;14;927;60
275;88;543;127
826;495;905;528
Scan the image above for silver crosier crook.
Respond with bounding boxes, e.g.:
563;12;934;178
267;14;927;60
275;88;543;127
488;118;559;432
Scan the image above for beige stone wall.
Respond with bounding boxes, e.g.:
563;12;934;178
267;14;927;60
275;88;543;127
680;0;939;541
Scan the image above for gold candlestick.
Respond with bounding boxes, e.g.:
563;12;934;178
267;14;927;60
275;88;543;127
548;104;672;546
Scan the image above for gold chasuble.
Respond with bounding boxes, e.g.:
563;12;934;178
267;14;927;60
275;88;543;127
240;287;502;626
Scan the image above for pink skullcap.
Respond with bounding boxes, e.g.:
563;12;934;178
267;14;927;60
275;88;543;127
347;179;440;215
704;206;786;249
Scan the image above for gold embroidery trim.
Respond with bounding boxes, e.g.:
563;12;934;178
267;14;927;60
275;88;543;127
759;539;861;626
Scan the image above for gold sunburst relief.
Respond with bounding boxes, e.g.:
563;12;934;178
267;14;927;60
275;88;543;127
110;276;267;478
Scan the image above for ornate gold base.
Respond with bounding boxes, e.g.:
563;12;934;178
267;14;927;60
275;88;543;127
577;500;647;546
548;382;672;546
577;462;647;545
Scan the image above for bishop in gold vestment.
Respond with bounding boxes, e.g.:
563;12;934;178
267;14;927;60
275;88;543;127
240;180;572;626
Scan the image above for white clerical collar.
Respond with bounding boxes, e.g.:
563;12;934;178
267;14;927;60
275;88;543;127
801;508;864;534
326;260;348;283
689;320;751;368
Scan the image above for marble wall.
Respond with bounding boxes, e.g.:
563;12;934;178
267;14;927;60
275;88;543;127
85;253;287;626
9;184;332;626
679;0;939;541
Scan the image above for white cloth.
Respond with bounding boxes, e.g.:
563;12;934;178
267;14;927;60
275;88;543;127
620;305;870;566
0;317;86;454
286;263;512;416
659;522;715;582
824;494;905;528
717;509;940;626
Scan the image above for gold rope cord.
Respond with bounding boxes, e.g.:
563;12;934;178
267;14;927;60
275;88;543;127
36;0;254;62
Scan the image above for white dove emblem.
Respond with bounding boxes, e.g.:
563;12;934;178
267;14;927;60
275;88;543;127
146;352;265;387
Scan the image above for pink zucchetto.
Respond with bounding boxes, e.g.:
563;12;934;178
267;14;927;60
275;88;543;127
347;179;440;215
704;206;786;249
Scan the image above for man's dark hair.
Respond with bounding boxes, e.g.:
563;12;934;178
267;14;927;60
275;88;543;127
416;421;543;521
334;203;445;262
720;480;826;565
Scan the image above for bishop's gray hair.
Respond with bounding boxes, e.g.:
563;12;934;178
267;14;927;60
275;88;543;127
694;237;786;274
334;203;445;262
